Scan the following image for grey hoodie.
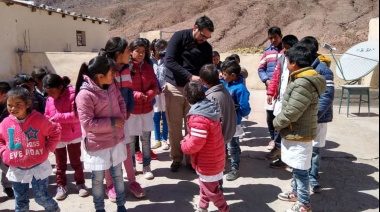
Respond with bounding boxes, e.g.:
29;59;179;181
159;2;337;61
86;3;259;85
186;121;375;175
205;84;237;143
188;99;220;122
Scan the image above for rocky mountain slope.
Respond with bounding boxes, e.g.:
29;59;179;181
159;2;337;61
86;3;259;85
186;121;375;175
36;0;379;53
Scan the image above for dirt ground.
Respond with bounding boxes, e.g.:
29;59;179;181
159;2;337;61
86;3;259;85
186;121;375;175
0;89;378;212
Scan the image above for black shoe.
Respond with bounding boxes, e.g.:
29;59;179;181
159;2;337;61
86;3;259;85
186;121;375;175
3;187;14;198
170;161;181;172
117;205;127;212
186;164;196;173
269;159;288;169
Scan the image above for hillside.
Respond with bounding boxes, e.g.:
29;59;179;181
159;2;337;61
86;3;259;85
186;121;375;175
36;0;379;53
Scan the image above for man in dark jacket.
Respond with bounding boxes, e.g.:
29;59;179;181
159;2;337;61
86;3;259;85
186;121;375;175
164;16;214;172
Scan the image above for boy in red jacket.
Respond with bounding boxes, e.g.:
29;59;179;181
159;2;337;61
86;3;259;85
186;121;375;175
181;81;229;212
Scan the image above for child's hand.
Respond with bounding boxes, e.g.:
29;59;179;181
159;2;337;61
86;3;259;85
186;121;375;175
180;140;185;145
267;95;273;105
142;94;148;102
114;118;124;128
125;112;131;120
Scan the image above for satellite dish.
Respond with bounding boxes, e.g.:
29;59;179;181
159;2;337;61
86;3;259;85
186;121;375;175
335;41;379;82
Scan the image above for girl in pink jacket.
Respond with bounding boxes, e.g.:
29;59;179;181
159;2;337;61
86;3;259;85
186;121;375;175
43;73;89;200
0;87;61;212
74;55;128;212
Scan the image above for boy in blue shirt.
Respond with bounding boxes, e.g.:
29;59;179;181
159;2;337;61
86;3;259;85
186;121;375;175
221;60;251;181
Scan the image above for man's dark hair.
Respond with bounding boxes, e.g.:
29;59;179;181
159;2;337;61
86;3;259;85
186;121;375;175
282;35;299;47
199;64;220;86
212;51;220;57
286;45;313;68
299;36;319;59
184;81;206;105
195;16;214;32
221;60;241;75
268;26;282;36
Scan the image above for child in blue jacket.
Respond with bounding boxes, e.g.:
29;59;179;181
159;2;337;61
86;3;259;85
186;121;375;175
221;60;251;181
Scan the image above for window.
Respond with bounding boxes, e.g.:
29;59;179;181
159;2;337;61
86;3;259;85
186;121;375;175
76;31;86;46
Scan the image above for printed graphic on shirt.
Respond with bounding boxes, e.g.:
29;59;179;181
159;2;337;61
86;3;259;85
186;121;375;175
25;126;39;141
8;128;21;150
7;125;44;159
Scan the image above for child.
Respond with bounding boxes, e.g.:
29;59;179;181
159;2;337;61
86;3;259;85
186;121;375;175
43;73;89;200
181;81;229;212
13;73;46;114
150;38;169;150
266;35;299;168
212;51;222;72
31;67;49;97
74;55;128;212
199;64;237;191
0;87;61;212
298;36;335;193
126;39;158;180
274;45;326;212
221;60;251;181
0;81;13;198
100;37;145;200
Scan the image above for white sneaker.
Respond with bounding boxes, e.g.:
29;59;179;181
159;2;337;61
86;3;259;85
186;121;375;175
123;173;128;179
162;140;170;150
143;166;154;180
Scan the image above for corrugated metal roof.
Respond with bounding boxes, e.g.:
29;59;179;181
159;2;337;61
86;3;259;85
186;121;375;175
2;0;110;23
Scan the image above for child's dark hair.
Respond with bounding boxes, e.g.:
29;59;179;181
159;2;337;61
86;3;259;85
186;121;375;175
299;36;319;59
282;35;299;47
129;39;147;75
221;60;241;76
42;73;71;89
13;73;35;87
74;55;115;109
31;68;49;81
6;87;33;114
229;54;241;63
150;39;168;55
199;64;220;86
184;81;206;105
286;45;313;68
195;16;214;32
268;26;282;36
0;82;11;95
212;51;220;57
99;37;128;60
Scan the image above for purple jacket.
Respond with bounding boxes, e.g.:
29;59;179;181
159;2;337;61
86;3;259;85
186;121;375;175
45;86;82;142
75;75;127;152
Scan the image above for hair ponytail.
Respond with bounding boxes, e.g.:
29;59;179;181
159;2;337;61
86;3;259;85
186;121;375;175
74;62;89;111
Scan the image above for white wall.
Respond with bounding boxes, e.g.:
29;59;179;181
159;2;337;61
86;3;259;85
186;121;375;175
0;2;110;80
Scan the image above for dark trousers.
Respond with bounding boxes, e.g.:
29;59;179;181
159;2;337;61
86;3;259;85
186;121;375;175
54;142;85;187
266;110;275;139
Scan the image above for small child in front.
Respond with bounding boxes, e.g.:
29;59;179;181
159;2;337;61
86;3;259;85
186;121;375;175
181;81;229;212
0;87;61;212
274;45;326;212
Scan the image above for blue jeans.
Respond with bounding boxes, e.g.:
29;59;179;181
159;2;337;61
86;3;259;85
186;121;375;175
153;111;168;141
309;147;321;183
291;168;310;205
228;137;241;170
92;163;126;210
274;131;282;149
13;177;59;212
130;131;151;167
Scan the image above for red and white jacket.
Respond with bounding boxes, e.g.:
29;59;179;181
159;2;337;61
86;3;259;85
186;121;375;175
181;99;225;176
0;110;60;168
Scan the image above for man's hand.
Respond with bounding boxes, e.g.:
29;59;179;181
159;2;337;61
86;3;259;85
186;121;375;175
189;75;200;81
267;95;273;105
